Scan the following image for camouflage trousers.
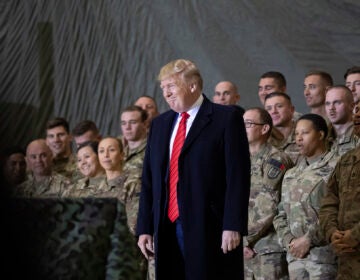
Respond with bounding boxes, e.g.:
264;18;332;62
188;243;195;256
336;254;360;280
244;252;289;280
288;257;337;280
147;258;155;280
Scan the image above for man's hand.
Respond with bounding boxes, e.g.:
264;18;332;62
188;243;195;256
330;230;344;243
243;246;255;260
138;234;154;259
221;230;241;254
331;230;357;255
289;235;310;258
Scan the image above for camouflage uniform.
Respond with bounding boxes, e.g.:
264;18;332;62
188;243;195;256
273;150;339;279
293;111;302;121
269;122;301;164
122;141;147;234
353;102;360;137
13;172;71;198
123;140;154;280
62;175;107;197
105;174;146;280
320;146;360;279
328;123;360;157
244;143;293;280
53;154;83;182
123;139;147;176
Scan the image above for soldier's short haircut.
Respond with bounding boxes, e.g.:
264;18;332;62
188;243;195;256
344;66;360;79
134;95;157;104
297;113;328;138
121;105;148;123
72;120;99;137
246;107;273;138
76;140;99;155
264;91;292;104
305;70;333;86
46;117;70;133
260;71;286;88
326;85;354;103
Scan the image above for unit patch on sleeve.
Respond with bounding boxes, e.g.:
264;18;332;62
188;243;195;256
267;158;285;179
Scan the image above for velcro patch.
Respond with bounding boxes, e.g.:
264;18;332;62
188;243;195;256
267;159;285;179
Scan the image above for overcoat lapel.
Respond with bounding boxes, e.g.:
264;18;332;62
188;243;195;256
181;97;212;154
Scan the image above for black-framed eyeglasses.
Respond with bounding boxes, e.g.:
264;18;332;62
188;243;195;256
244;121;266;128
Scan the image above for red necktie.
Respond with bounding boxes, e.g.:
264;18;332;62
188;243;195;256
168;112;190;222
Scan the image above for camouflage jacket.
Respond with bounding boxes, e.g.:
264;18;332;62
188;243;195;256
53;154;83;182
123;139;147;176
245;143;294;254
273;150;339;250
328;123;360;157
13;172;71;198
320;146;360;246
293;111;302;121
62;175;107;197
269;122;300;164
65;172;141;236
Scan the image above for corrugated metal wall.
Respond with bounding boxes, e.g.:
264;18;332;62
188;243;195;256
1;0;359;149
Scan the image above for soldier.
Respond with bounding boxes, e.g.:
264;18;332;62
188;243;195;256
121;105;148;176
344;66;360;137
0;146;27;191
264;92;301;164
258;71;287;106
273;114;338;280
14;139;71;197
45;117;77;180
213;81;245;115
134;95;160;130
63;141;106;197
72;120;101;148
257;71;302;120
320;145;360;279
243;107;293;279
325;85;360;156
304;70;333;122
120;105;153;280
98;136;146;278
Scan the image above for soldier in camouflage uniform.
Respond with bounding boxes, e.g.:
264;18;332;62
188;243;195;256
120;105;148;176
257;71;302;121
320;145;360;279
134;95;160;131
13;139;71;197
326;86;360;157
243;108;294;279
72;120;102;148
0;146;27;192
98;136;147;279
45;117;80;182
303;70;333;122
273;114;339;280
344;66;360;137
62;141;106;197
120;106;153;279
265;92;301;164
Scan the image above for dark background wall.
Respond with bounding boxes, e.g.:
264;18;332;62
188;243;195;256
1;0;359;149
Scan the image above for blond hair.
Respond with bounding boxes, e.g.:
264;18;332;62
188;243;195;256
157;59;203;90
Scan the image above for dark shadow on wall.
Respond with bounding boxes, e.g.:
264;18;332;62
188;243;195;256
0;22;55;150
0;102;40;149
